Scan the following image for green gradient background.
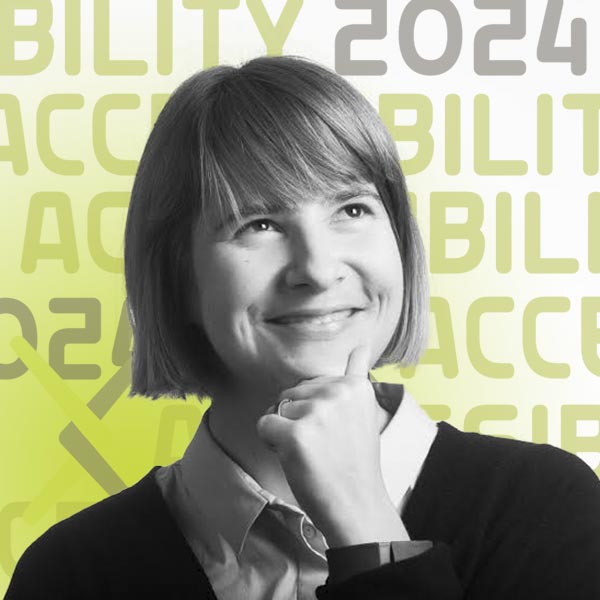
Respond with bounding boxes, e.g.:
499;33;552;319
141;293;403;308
2;1;600;594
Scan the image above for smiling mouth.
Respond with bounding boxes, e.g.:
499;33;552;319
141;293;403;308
265;308;363;334
269;309;356;325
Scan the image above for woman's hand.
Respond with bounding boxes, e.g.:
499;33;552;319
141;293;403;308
256;346;409;548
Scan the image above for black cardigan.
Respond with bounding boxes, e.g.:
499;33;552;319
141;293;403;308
6;422;600;599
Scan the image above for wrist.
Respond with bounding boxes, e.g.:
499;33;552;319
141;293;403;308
323;499;409;547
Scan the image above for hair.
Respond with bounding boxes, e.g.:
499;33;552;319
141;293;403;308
124;55;429;399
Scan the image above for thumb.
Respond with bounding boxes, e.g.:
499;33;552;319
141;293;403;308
256;413;291;452
345;345;371;377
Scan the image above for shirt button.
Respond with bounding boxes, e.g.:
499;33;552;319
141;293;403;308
302;523;316;539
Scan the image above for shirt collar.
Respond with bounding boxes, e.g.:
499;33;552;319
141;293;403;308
376;383;438;512
179;383;437;556
180;417;269;557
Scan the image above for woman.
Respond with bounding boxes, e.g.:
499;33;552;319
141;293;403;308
6;56;600;599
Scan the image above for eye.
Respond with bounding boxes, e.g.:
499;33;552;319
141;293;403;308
341;203;371;219
236;218;278;236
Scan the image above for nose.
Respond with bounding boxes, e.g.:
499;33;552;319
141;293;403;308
283;226;345;291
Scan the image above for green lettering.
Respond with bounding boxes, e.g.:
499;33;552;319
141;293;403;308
403;297;458;378
37;94;84;175
464;404;517;438
379;94;433;175
112;300;132;367
537;94;552;175
496;192;512;273
588;193;600;273
0;95;27;174
0;298;37;379
0;0;53;75
157;0;173;75
532;405;548;444
92;94;140;175
467;297;514;378
523;297;570;378
581;297;600;376
525;192;578;273
474;94;527;175
247;0;303;55
65;0;81;74
94;0;148;75
151;93;170;126
563;94;600;176
421;404;452;421
430;192;484;273
445;94;460;176
49;298;101;379
88;192;128;272
561;405;600;477
182;0;240;68
21;192;79;273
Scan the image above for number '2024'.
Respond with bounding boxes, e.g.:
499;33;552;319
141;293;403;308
335;0;587;76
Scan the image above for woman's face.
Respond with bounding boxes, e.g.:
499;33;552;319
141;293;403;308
190;182;404;394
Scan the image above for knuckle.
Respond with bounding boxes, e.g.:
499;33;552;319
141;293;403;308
289;421;313;449
334;379;357;400
256;414;272;435
314;400;335;421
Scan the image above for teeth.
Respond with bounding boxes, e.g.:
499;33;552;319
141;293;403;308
275;310;353;325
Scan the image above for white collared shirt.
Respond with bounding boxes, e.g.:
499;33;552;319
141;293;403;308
155;384;437;599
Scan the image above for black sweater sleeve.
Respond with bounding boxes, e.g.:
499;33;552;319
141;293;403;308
316;542;463;599
317;427;600;600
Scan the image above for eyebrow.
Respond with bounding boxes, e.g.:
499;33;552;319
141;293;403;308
211;183;381;233
332;184;380;203
210;204;272;234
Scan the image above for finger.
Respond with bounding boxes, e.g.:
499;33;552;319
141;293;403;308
256;413;294;450
345;345;371;377
265;398;295;417
275;399;314;420
290;375;341;388
265;398;292;415
279;383;336;402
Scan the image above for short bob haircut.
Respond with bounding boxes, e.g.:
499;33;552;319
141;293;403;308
124;55;429;399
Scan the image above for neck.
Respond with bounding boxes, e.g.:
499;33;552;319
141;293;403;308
206;385;300;506
203;380;393;508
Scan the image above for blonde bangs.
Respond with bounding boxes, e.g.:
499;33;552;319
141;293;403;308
195;70;371;230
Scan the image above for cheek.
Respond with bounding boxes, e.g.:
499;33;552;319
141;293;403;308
195;249;272;330
368;238;404;354
365;232;404;303
381;263;404;325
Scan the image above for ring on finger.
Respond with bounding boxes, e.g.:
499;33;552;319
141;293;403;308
276;398;292;417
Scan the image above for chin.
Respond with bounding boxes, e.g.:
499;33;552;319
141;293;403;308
273;351;353;386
